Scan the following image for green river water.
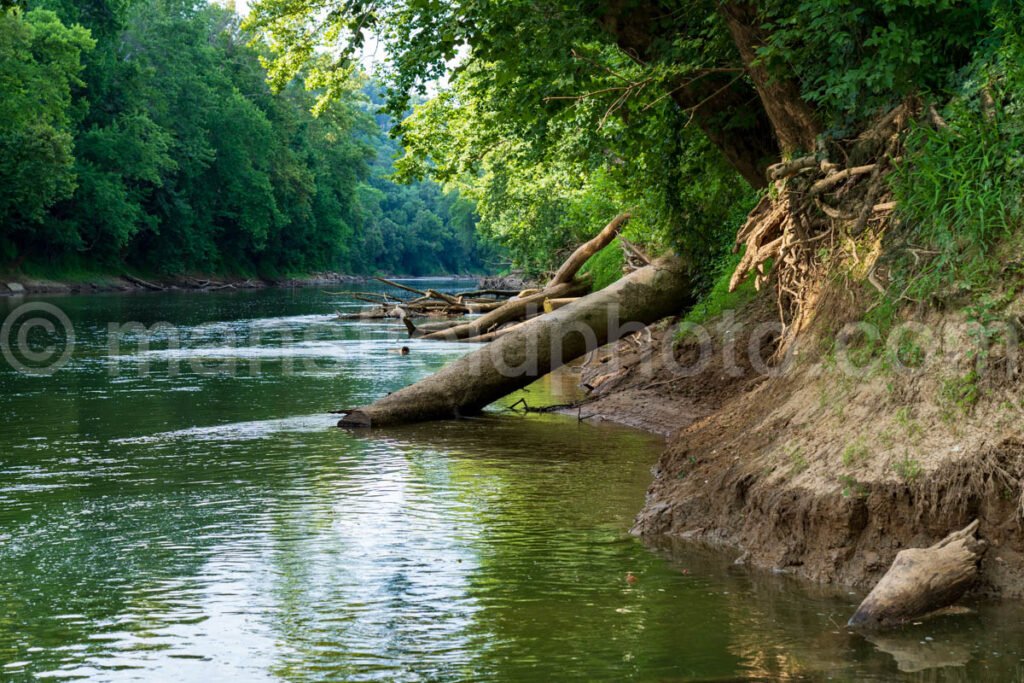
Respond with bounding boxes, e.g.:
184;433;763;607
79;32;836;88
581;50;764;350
1;281;1022;681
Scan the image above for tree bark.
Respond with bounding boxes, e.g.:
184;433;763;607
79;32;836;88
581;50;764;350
420;278;591;341
338;256;693;428
598;0;778;188
719;3;820;155
848;521;986;629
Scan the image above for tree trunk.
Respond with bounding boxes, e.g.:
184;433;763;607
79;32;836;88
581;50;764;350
719;2;820;155
598;0;778;188
848;521;986;629
547;213;629;287
420;278;591;341
338;257;693;428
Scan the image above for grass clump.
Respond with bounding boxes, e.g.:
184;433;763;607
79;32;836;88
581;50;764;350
842;438;870;466
787;445;809;476
678;251;760;334
838;474;868;499
940;370;982;417
892;454;923;482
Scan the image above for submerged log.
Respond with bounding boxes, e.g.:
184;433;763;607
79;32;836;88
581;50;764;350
848;520;986;629
338;256;692;428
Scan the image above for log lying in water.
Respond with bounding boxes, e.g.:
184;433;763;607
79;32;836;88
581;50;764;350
338;256;692;428
419;277;592;341
848;520;986;629
334;277;520;321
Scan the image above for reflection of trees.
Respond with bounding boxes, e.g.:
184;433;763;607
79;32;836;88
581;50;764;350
356;417;744;681
10;286;1024;681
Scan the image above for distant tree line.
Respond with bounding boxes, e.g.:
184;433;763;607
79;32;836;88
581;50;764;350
0;0;497;277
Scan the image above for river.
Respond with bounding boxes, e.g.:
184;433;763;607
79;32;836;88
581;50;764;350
1;281;1022;681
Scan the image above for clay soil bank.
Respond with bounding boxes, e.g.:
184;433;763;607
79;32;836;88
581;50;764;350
561;295;1024;598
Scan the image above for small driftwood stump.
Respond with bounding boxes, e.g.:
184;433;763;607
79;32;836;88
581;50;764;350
848;520;986;629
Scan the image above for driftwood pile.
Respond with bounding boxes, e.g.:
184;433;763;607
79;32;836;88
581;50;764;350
337;213;634;345
334;278;523;322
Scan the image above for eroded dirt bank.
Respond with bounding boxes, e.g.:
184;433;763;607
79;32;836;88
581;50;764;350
567;294;1024;597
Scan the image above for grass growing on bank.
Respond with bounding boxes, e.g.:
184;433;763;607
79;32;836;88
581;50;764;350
678;251;759;330
878;20;1024;322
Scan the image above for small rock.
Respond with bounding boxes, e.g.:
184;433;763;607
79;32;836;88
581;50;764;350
6;282;25;293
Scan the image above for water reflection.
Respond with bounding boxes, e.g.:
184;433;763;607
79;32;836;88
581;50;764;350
0;284;1021;681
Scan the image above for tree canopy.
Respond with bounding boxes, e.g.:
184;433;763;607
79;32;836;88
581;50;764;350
1;0;494;276
246;0;1003;280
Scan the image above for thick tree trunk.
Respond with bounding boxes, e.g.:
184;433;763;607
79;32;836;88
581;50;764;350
719;3;820;155
598;0;778;188
848;521;986;629
338;257;693;428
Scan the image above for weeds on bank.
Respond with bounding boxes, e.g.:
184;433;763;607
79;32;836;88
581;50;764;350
842;438;871;466
787;445;809;475
676;252;759;336
940;370;982;420
892;454;923;482
838;474;869;499
675;454;700;480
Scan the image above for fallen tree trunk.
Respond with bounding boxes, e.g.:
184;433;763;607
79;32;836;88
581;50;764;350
420;277;591;341
543;297;579;313
546;213;629;287
455;288;521;298
848;520;986;629
338;256;692;428
124;274;164;291
374;277;426;297
402;318;465;338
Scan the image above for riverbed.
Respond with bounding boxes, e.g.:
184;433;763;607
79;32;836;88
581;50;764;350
1;282;1021;681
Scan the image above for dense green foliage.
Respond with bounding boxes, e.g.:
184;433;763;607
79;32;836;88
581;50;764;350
6;0;1023;290
760;0;994;126
246;0;1005;290
0;0;491;277
886;1;1024;304
247;0;762;280
0;8;93;246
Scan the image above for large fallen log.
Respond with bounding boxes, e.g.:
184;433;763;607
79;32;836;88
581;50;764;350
848;520;986;629
338;256;692;428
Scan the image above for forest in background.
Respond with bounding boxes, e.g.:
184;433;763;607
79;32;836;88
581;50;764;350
0;0;497;278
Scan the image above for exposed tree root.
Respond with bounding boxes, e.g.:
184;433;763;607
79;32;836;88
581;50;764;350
729;100;927;355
